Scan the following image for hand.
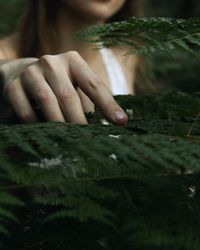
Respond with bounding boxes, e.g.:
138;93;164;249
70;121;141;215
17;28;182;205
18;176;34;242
1;51;128;124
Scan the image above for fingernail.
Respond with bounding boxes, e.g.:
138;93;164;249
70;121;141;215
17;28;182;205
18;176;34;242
115;111;128;123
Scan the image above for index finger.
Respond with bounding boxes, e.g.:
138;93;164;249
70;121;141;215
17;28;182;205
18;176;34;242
68;52;128;125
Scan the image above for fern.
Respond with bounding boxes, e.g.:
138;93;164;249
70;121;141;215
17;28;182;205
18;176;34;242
0;91;200;249
0;9;199;249
75;17;200;57
0;192;24;236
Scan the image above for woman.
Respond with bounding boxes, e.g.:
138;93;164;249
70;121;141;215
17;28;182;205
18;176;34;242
0;0;142;124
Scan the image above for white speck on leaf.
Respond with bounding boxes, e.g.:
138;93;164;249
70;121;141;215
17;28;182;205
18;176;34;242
109;153;118;161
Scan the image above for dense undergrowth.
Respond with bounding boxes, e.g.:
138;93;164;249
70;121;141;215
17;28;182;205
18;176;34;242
0;91;200;250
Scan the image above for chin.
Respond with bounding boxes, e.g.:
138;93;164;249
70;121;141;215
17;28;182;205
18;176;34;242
62;0;126;22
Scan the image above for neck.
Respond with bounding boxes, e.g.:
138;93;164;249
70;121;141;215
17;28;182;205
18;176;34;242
53;7;105;61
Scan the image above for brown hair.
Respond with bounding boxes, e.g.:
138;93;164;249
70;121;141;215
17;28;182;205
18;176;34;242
18;0;153;94
18;0;143;57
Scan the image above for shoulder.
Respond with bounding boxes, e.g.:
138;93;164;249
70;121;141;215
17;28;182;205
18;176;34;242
0;34;19;59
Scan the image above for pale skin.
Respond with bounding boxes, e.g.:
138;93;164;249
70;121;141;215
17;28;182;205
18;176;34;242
0;0;138;125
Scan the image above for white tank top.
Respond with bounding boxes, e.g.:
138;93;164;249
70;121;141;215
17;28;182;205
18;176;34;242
99;47;130;96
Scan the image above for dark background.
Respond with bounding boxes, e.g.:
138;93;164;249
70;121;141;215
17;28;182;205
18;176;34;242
0;0;199;93
146;0;200;93
146;0;200;17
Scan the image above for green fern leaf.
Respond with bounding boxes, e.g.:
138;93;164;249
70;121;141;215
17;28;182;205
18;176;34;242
75;17;200;57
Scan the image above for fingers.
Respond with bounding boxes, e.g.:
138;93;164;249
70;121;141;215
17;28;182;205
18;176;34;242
21;65;65;122
40;55;88;124
77;88;95;114
1;58;39;87
4;52;128;125
4;79;38;123
66;52;128;125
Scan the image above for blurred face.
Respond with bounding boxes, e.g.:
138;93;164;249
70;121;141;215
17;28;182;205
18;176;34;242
61;0;126;22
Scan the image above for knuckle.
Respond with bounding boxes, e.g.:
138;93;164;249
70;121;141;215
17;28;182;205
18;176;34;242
40;54;53;62
21;66;37;79
35;89;55;103
65;51;80;59
40;55;55;70
88;78;105;91
58;89;77;103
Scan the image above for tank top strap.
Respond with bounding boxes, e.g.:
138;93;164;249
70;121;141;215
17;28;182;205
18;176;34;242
99;47;130;96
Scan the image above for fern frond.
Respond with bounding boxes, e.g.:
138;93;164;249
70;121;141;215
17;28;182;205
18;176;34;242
0;91;200;249
75;17;200;57
0;192;24;206
43;196;115;228
0;207;19;223
0;192;24;238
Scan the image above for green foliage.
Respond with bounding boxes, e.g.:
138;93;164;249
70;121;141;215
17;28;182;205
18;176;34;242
144;50;200;93
0;0;25;36
0;91;200;249
0;4;199;248
75;17;200;57
75;17;200;93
